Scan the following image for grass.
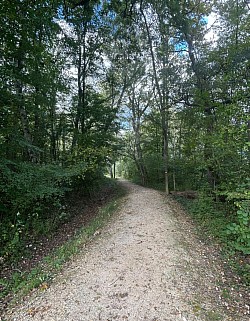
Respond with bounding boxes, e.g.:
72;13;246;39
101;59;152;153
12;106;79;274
173;194;250;286
174;194;231;243
191;300;223;321
0;182;127;308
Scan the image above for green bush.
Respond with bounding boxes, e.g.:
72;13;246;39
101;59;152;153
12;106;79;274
119;158;141;183
144;153;164;185
0;160;88;261
225;180;250;254
225;179;250;254
226;203;250;254
174;180;250;284
175;193;230;242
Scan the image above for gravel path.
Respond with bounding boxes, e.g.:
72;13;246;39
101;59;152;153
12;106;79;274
5;181;249;321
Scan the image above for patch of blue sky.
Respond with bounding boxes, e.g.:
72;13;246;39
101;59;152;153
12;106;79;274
93;2;118;35
202;16;208;24
199;16;209;30
169;37;188;55
92;4;104;28
190;15;208;28
57;5;65;20
169;15;208;54
55;5;75;29
175;41;188;52
93;1;117;29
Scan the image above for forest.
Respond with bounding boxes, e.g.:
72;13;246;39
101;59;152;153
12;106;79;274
0;0;249;281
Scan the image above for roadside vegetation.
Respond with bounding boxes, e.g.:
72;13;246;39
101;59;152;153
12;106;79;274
0;178;126;312
175;192;250;286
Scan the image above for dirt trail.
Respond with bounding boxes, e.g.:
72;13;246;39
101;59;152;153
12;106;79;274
4;181;249;321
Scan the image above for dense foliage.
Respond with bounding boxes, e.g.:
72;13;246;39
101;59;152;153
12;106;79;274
0;0;120;261
115;0;250;256
0;0;249;262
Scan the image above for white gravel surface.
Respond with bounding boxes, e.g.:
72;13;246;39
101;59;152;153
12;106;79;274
4;180;248;321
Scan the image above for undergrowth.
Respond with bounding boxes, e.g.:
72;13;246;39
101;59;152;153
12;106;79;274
0;161;88;263
0;181;126;309
174;193;250;286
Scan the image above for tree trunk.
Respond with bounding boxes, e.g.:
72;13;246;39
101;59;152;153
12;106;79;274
140;5;170;194
130;86;148;186
71;42;82;151
16;46;38;163
184;33;217;189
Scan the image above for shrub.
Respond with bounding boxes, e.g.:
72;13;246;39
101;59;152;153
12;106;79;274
0;160;88;261
226;180;250;255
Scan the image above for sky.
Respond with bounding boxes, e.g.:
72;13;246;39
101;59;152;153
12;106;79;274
205;12;219;43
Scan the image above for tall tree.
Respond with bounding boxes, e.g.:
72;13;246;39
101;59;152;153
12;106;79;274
140;0;178;194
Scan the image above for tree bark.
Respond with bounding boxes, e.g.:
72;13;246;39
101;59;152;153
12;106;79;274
16;43;38;163
140;5;170;194
130;87;148;186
